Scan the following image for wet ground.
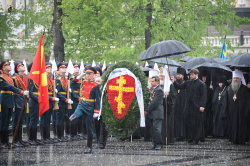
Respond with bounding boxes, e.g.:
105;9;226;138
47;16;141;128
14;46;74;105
0;134;250;166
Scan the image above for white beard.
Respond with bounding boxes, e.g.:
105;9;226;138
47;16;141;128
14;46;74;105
232;81;241;91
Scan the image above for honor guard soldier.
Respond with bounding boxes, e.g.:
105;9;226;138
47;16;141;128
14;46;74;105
12;62;29;147
70;63;82;141
28;62;44;146
0;60;29;149
39;62;59;144
93;67;108;149
56;62;73;142
65;66;101;153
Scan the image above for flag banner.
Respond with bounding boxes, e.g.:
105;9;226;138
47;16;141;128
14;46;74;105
29;35;49;116
219;39;228;59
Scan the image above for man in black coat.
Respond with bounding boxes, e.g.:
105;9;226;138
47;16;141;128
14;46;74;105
145;76;164;150
171;69;207;145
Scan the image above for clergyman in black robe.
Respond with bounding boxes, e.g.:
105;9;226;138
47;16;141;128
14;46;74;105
212;76;228;137
171;69;207;145
173;67;187;141
221;71;250;144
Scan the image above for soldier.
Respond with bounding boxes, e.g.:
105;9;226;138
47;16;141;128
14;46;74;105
26;63;33;142
65;66;101;153
56;62;73;142
39;62;59;144
70;63;82;141
28;62;44;146
12;62;29;147
93;67;108;149
0;60;29;149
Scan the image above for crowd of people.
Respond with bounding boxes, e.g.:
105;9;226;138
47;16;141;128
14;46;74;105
143;65;250;149
0;59;249;153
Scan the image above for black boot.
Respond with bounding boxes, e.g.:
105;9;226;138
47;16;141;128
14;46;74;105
52;124;58;142
57;125;67;142
77;121;84;140
65;124;72;141
6;131;15;148
71;124;80;141
84;134;93;154
45;126;54;144
1;131;10;149
13;128;24;147
65;114;77;125
82;123;87;139
29;128;39;146
34;128;44;145
61;125;69;142
40;126;46;144
19;128;29;146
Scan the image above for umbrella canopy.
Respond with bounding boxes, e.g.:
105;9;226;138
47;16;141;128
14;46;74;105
168;67;178;77
138;40;191;61
191;62;232;72
179;56;194;62
183;57;217;70
227;53;250;67
150;58;182;67
140;67;158;72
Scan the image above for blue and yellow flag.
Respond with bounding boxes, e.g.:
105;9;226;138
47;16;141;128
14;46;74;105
219;39;228;59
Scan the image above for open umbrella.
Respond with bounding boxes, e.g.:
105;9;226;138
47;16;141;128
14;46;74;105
191;62;232;72
227;53;250;67
183;57;217;70
168;67;178;77
150;58;182;67
179;56;194;62
138;40;191;61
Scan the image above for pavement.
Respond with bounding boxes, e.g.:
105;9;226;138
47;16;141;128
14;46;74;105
0;134;250;166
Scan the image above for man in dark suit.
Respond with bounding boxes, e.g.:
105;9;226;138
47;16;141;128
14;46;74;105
171;69;207;145
145;76;164;150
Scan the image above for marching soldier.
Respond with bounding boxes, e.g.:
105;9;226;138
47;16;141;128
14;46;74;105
12;62;29;147
70;63;82;141
65;66;101;153
0;60;29;149
56;62;73;142
39;62;59;144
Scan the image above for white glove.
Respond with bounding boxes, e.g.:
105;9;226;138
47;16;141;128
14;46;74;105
76;73;85;80
23;90;29;96
54;97;59;102
69;88;72;93
93;113;99;119
55;89;58;93
67;99;73;104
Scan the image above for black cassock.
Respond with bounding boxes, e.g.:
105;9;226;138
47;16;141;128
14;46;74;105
173;82;187;140
221;85;250;144
204;86;214;137
164;84;177;144
174;79;207;142
212;86;228;137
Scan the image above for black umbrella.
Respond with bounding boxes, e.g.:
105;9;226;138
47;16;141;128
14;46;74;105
140;67;158;72
150;58;182;67
183;57;217;70
179;56;194;62
138;40;191;61
227;53;250;67
191;62;232;72
168;67;178;77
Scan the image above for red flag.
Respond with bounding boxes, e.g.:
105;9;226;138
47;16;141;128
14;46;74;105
29;35;49;116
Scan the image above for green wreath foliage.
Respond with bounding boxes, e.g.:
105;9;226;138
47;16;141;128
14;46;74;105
101;60;148;139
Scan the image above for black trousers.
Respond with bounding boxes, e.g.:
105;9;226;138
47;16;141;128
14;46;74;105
94;117;108;146
150;119;163;145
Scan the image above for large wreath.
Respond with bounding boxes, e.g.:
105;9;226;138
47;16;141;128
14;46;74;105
101;61;148;139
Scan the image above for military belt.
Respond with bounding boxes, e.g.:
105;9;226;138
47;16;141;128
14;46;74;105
81;98;95;102
73;90;79;93
0;90;14;94
48;92;53;95
59;92;67;94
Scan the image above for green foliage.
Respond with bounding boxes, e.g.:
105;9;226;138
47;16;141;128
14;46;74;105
101;60;148;139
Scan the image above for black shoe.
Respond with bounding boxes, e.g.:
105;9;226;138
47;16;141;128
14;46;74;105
29;129;39;146
18;128;29;146
190;140;199;145
98;144;105;149
188;139;193;143
155;145;163;150
84;134;93;154
148;144;156;150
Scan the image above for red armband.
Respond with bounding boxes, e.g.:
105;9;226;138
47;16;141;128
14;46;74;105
20;91;24;95
94;110;100;114
65;99;68;103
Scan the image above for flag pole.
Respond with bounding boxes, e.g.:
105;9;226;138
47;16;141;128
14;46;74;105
11;80;31;149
